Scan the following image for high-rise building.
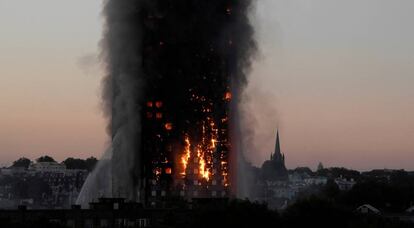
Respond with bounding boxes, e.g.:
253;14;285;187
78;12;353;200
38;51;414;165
136;3;235;206
106;1;256;206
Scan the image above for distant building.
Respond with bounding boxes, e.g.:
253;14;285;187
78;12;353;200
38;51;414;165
29;161;66;173
0;167;27;176
261;131;288;181
289;172;310;183
304;176;328;186
252;131;293;209
356;204;381;215
0;160;87;209
334;177;356;191
0;198;156;228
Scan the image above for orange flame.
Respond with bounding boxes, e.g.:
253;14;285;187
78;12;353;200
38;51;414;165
181;136;191;176
165;123;173;130
198;148;210;181
178;100;228;186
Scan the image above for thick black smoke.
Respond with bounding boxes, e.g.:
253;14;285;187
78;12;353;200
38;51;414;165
101;0;256;200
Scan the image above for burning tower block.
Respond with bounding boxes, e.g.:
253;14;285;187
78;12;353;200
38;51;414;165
104;0;256;206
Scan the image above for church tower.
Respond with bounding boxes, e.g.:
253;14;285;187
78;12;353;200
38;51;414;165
262;130;288;181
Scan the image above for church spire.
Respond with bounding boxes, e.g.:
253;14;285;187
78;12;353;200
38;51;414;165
274;130;282;161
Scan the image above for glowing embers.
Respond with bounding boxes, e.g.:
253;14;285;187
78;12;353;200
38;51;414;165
224;91;232;101
156;112;163;119
146;100;163;119
165;167;172;175
211;139;216;148
164;123;173;131
147;100;163;108
155;101;163;108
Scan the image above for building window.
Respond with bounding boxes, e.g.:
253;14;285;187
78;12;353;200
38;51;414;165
156;113;163;119
180;191;185;196
138;219;149;228
100;219;108;227
151;191;156;197
193;191;198;197
212;191;217;197
193;180;198;185
194;169;198;174
212;180;217;186
161;191;166;197
164;123;173;131
165;168;172;174
155;101;163;108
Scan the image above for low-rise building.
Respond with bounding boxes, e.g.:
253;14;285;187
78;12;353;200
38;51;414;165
335;177;356;191
29;161;66;173
356;204;381;215
304;176;328;186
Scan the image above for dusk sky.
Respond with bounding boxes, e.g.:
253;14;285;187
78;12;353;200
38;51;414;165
1;0;413;171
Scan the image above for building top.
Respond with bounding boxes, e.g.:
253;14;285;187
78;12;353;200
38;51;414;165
29;161;66;172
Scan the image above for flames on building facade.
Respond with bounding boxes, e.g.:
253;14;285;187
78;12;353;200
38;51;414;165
143;90;231;203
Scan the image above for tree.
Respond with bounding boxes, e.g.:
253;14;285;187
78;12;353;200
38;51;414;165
294;167;314;176
11;157;31;169
63;158;86;170
36;156;56;163
62;157;98;171
85;157;98;171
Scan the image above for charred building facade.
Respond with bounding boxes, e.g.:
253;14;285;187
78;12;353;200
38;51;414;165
139;3;235;205
104;1;256;206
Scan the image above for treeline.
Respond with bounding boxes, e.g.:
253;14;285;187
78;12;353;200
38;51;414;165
10;156;98;172
291;166;363;180
294;168;414;213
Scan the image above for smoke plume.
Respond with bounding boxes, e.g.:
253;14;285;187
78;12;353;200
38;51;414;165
80;0;257;202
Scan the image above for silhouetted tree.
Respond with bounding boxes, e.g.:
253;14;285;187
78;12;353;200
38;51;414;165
62;157;98;171
35;156;55;163
63;158;86;170
11;157;31;169
293;167;314;176
85;157;98;171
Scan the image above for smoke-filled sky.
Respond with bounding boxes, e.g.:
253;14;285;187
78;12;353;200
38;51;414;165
1;0;413;171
